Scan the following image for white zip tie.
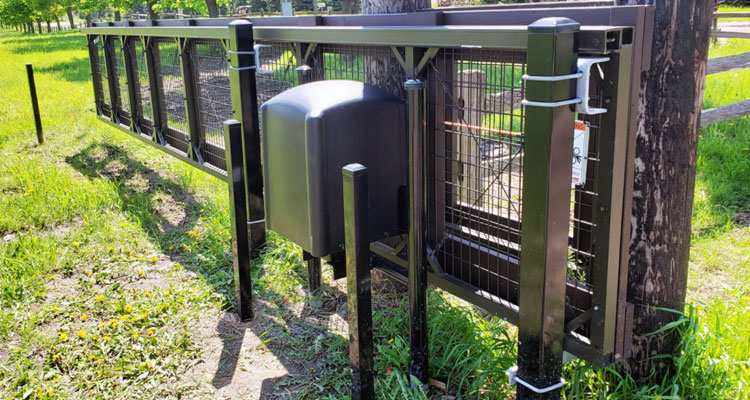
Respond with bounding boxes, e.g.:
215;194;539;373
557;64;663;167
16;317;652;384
506;366;565;394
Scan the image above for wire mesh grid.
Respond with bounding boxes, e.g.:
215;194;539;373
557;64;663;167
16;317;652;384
255;41;298;104
191;39;231;169
96;36;111;110
565;89;604;337
112;37;130;119
133;39;153;124
426;48;527;305
156;38;189;153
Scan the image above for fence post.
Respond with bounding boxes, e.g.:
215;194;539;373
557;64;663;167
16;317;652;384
228;19;265;320
224;120;254;321
343;163;375;400
515;17;579;400
405;78;428;385
25;64;43;144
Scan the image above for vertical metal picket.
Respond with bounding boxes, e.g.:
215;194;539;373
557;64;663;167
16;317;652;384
516;17;579;400
406;78;429;385
144;37;165;144
122;36;141;134
343;163;375;400
224;120;253;321
228;20;265;321
103;35;121;125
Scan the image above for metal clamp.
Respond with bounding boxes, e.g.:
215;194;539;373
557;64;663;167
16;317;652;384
228;50;256;55
505;366;565;394
521;57;610;115
229;65;257;71
247;218;265;226
253;44;274;76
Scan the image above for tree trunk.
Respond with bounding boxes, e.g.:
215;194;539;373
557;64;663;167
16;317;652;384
55;15;61;30
148;1;158;20
360;0;429;96
46;20;51;32
66;9;75;29
115;10;121;21
37;20;42;33
206;0;220;18
614;0;713;381
361;0;427;14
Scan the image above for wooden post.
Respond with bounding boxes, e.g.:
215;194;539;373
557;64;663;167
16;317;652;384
614;0;713;380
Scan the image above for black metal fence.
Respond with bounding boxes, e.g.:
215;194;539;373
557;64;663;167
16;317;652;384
83;4;652;398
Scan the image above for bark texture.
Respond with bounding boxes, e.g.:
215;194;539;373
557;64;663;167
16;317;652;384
614;0;713;380
66;9;75;29
361;0;427;14
205;0;220;18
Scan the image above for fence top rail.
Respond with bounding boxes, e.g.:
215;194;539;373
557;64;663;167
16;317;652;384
81;26;231;39
82;24;631;52
714;12;750;19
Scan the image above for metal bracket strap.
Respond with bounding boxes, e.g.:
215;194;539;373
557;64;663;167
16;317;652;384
229;65;257;71
521;57;610;115
505;366;565;394
228;50;255;55
247;218;265;226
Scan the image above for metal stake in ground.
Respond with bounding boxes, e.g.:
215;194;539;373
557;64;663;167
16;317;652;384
343;163;375;400
25;63;44;144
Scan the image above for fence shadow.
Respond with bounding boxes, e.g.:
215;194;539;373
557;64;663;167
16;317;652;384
65;141;354;398
37;58;91;82
4;31;86;54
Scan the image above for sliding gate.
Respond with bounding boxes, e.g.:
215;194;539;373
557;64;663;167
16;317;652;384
83;4;652;398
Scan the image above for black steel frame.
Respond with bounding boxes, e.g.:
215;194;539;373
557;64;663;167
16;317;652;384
82;4;652;398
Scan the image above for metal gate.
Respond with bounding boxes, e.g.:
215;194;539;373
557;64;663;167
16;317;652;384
82;4;653;398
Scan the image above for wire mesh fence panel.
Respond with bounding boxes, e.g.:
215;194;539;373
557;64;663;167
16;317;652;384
565;83;604;338
156;38;189;154
426;48;527;307
255;41;298;105
192;39;230;170
112;37;130;121
96;36;111;112
313;44;406;100
133;39;153;128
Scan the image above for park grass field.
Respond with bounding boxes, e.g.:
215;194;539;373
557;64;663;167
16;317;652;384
0;27;749;399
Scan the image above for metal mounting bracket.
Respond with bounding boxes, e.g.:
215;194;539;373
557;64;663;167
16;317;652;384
253;44;274;75
522;57;610;115
505;365;565;394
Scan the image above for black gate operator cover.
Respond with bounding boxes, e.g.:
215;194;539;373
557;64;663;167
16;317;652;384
261;80;407;258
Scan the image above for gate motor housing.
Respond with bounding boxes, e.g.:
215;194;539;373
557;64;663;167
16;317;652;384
261;80;407;258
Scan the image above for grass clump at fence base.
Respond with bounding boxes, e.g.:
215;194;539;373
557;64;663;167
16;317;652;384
1;27;750;399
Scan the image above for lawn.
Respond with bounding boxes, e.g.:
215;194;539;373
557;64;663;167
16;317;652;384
0;27;749;400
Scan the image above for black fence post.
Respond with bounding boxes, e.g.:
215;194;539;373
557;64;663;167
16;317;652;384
25;63;43;144
405;78;428;385
224;120;254;321
303;251;322;294
228;19;265;320
343;163;375;400
515;17;579;400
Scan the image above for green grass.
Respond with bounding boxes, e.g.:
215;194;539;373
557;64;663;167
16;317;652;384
1;26;749;399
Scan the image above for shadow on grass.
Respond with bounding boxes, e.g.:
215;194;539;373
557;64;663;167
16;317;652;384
65;142;351;398
36;58;91;82
2;31;86;54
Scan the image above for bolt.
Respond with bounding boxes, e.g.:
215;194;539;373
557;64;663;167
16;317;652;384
593;305;600;311
592;38;601;46
604;97;613;105
599;205;608;213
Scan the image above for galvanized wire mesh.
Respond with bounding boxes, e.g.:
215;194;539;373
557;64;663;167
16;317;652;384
426;48;527;306
191;39;230;169
96;36;111;110
112;38;130;120
133;39;153;125
255;41;298;104
156;38;189;154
